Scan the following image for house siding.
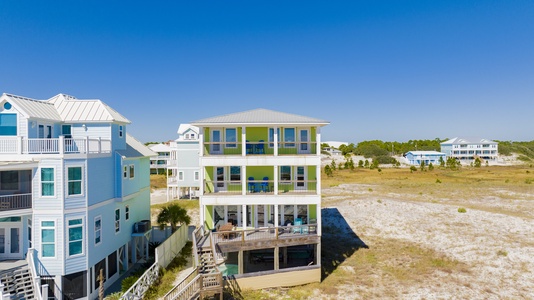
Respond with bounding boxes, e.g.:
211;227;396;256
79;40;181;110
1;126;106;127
86;156;115;206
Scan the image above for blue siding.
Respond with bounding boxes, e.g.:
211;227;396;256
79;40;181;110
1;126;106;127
87;156;115;206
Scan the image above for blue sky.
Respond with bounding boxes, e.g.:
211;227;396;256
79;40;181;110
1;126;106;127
1;1;533;143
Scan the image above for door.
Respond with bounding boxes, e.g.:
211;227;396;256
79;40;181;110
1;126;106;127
298;129;310;154
295;166;307;190
211;129;222;154
215;167;226;192
0;224;22;259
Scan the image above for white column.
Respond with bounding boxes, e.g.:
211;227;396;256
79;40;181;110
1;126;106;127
317;204;322;236
198;127;204;156
273;166;278;195
316;162;321;196
274;127;279;156
274;204;279;227
242;126;246;156
316;126;321;155
242;204;247;228
242;166;247;195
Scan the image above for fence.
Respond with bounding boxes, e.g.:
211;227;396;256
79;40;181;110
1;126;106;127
155;224;189;269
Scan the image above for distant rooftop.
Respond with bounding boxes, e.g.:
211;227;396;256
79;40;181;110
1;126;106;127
191;108;329;126
406;151;445;155
441;137;497;145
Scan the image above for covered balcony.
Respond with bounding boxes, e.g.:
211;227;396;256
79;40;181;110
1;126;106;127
0;193;32;212
0;136;112;155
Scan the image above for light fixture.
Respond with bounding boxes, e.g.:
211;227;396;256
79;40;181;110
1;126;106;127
31;121;36;128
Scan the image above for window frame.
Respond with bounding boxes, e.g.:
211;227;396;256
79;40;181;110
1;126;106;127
41;221;56;258
119;125;124;138
123;166;128;178
94;216;102;246
280;166;292;184
178;171;184;181
67;166;83;196
283;128;296;148
115;208;120;234
0;113;17;136
229;166;241;183
67;218;84;257
129;165;135;179
125;205;130;221
225;128;237;148
194;171;199;181
40;167;55;197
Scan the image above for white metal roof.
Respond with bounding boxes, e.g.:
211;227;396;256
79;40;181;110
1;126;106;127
117;134;157;158
406;151;445;155
441;137;497;145
2;94;62;120
148;143;172;152
191;108;329;126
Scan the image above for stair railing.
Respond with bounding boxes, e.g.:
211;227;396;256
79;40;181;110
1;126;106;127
26;248;45;300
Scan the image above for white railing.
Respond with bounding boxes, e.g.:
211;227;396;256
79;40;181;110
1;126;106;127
120;262;160;300
0;193;32;211
0;136;112;155
26;248;45;300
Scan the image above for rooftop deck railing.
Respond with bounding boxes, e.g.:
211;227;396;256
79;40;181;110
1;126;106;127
0;193;32;212
0;137;111;155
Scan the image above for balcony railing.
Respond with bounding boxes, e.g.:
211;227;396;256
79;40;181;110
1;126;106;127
211;224;318;245
0;136;111;155
202;141;317;156
203;180;317;195
0;193;32;211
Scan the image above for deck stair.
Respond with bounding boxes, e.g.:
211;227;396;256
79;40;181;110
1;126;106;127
0;265;36;300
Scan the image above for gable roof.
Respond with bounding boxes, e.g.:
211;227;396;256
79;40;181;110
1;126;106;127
177;123;199;135
2;94;62;120
441;137;497;145
148;143;172;152
191;108;329;126
117;134;157;158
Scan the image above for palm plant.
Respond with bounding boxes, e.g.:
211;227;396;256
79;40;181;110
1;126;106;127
157;204;191;233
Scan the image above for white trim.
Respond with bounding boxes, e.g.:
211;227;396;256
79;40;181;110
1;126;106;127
39;166;56;198
66;216;84;258
66;165;84;197
40;219;56;259
114;208;121;234
94;215;102;246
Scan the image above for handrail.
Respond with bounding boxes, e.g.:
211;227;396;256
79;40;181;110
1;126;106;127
120;262;160;300
162;268;198;300
26;248;43;300
212;224;318;245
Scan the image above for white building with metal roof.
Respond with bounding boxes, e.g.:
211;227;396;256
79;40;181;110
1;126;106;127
441;137;498;161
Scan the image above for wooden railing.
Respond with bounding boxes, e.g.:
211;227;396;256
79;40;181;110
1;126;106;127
120;262;160;300
0;193;32;211
212;224;318;245
162;269;198;300
0;136;111;155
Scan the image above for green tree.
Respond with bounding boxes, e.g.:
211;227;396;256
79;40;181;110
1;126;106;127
410;166;417;173
364;160;369;168
330;159;336;170
324;165;333;177
474;157;481;168
439;156;445;168
420;160;426;171
428;163;434;171
358;160;364;168
157;204;191;233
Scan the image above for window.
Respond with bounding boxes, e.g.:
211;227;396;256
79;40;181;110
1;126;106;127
125;206;130;221
115;209;120;233
3;102;12;110
68;167;82;196
62;125;72;138
194;171;199;181
129;165;135;179
178;171;184;181
0;171;18;190
269;128;281;147
230;166;241;182
283;128;295;147
41;168;54;196
41;221;55;257
280;166;291;182
0;114;17;136
68;218;83;256
119;125;123;138
225;128;237;148
191;133;195;139
94;216;102;245
28;219;32;248
123;166;128;178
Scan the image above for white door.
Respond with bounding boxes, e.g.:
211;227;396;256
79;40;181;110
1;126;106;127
215;167;226;192
0;224;22;259
211;129;222;154
298;129;310;154
295;166;307;190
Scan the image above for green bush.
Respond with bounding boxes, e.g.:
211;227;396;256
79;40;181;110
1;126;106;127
458;207;467;213
122;275;140;292
436;179;441;183
374;155;397;164
410;166;417;173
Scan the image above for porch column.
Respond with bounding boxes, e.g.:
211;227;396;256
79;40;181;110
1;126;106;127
242;166;247;196
316;162;321;196
273;166;278;195
198;127;204;156
59;135;65;154
273;127;279;156
317;204;322;236
242;127;246;156
238;250;244;274
242;204;247;228
316;126;321;155
274;246;279;270
274;205;279;227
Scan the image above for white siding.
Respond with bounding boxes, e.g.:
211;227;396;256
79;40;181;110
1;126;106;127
33;160;63;211
34;215;64;275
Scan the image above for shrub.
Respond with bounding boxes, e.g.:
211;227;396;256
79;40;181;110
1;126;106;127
410;166;417;173
428;163;434;171
518;155;531;162
374;155;397;164
458;207;467;213
122;275;140;292
525;178;533;184
358;160;364;168
474;158;482;168
497;250;508;256
436;179;441;183
324;165;333;177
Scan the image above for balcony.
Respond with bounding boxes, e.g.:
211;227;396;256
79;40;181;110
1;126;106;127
0;137;111;155
0;193;32;212
203;141;317;156
204;180;317;196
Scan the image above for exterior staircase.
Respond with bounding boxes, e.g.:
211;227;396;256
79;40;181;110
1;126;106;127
0;265;36;300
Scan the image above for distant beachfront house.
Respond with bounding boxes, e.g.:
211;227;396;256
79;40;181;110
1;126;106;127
405;151;446;165
323;141;347;149
148;143;172;174
0;93;154;299
440;137;498;161
167;124;201;200
323;147;342;156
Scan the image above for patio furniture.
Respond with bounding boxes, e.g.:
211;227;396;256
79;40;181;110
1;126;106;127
246;140;253;154
256;140;265;154
293;218;302;234
261;176;269;192
248;177;256;193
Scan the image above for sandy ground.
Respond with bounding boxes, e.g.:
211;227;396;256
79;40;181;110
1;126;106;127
320;184;534;299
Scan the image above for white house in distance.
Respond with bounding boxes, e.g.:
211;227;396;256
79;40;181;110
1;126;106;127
440;137;498;161
167;124;201;200
148;143;172;174
191;108;329;289
0;93;154;299
405;151;446;165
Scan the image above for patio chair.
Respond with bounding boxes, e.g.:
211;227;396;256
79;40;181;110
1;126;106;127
246;140;253;154
256;140;265;154
248;177;256;193
293;218;302;234
261;176;269;192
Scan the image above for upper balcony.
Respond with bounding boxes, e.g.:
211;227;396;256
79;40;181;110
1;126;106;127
0;136;111;157
0;193;32;213
203;141;318;157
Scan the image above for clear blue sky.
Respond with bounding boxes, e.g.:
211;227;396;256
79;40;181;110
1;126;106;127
1;1;533;143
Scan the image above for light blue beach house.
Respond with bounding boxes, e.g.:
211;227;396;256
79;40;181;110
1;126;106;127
167;124;201;200
440;137;498;161
0;93;154;299
405;151;446;165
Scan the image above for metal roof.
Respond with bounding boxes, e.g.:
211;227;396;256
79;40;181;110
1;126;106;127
117;134;157;158
148;143;172;152
177;123;199;135
2;94;61;120
191;108;329;126
406;151;445;155
441;137;497;145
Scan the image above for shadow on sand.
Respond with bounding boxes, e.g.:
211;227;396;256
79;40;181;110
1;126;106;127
321;207;368;280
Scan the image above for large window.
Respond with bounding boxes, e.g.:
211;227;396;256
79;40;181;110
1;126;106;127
129;165;135;179
68;167;82;196
268;128;280;147
0;114;17;136
41;168;54;196
115;209;120;233
225;128;237;148
280;166;291;182
0;171;18;190
283;128;295;147
230;166;241;182
68;218;83;256
41;221;55;258
94;216;102;246
62;124;72;138
178;171;184;181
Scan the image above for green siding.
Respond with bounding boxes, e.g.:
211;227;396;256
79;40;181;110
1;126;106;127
247;166;273;181
245;127;268;142
205;205;213;229
309;205;317;221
